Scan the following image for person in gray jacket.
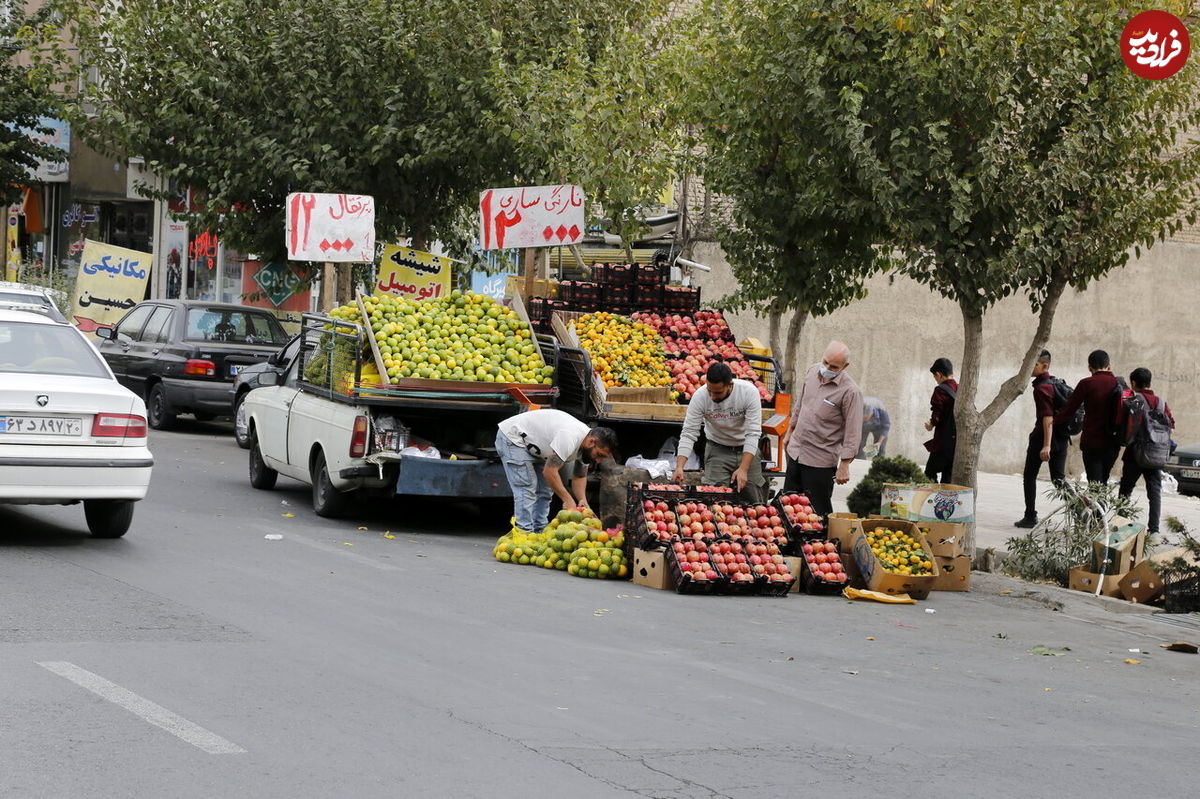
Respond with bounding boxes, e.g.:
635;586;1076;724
671;362;764;502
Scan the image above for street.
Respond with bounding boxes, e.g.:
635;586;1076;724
2;423;1199;798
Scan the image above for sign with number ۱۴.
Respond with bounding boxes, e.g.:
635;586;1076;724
478;184;585;250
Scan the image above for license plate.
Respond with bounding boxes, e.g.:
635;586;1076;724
229;365;244;377
1182;469;1200;480
0;415;83;436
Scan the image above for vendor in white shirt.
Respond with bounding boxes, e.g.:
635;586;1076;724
671;362;764;503
495;409;618;533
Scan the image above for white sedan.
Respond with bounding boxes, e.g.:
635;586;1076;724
0;309;153;537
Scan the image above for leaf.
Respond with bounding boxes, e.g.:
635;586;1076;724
1028;646;1063;657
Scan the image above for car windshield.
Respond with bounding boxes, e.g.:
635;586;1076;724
0;321;111;378
185;308;288;346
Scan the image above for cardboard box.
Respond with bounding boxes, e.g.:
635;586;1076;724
826;513;861;553
633;548;673;591
913;521;966;558
910;484;975;523
1068;565;1125;598
784;556;803;593
841;549;865;588
850;521;939;600
1117;546;1200;604
880;483;917;519
931;555;972;591
1091;520;1147;575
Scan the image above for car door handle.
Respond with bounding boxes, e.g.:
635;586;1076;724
151;348;161;355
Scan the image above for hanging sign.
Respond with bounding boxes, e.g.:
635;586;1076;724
376;245;458;302
478;184;585;250
285;192;375;262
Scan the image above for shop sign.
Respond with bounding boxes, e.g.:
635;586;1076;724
69;240;152;338
285;192;375;262
253;261;306;307
376;245;457;302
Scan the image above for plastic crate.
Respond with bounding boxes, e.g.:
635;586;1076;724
771;490;824;541
798;539;851;595
628;491;691;550
741;538;796;594
663;286;701;312
708;539;762;595
527;295;551;322
602;284;635;307
663;540;725;594
632;283;663;309
1163;575;1200;613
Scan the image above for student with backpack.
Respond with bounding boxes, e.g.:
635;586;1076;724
1014;350;1070;528
1052;349;1126;484
1116;367;1175;534
923;357;958;483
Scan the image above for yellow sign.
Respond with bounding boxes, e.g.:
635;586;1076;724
376;244;456;302
69;240;152;338
5;206;20;280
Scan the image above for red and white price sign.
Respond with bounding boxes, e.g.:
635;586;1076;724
286;192;376;262
478;184;585;250
1122;10;1190;80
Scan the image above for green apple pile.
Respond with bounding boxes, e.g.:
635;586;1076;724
328;290;552;384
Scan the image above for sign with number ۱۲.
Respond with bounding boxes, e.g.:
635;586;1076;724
285;192;376;263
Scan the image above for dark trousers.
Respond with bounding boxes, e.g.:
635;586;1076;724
1119;461;1163;532
782;457;836;521
924;449;954;484
1022;435;1067;518
1081;444;1120;484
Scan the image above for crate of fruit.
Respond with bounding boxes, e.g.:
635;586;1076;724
741;539;797;596
708;539;763;595
772;491;825;540
797;539;850;595
663;286;701;313
664;538;725;594
852;521;939;600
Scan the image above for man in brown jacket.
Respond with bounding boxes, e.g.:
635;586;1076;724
783;341;863;522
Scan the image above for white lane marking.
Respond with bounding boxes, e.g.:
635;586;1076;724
248;522;403;572
38;661;246;755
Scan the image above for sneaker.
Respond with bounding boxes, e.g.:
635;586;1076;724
1013;516;1038;529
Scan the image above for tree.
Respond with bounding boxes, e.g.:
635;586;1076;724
691;1;1200;551
1;1;66;207
479;0;681;262
676;1;890;391
37;0;514;260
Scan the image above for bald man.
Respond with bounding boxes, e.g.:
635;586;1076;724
783;341;863;522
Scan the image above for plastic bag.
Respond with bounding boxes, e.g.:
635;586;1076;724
842;587;917;604
400;444;441;459
1162;472;1179;495
656;436;700;470
626;456;673;479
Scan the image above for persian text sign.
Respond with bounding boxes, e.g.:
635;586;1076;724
478;184;585;250
1122;10;1190;80
377;245;457;302
285;192;375;262
70;240;152;338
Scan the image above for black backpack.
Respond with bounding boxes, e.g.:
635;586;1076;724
1051;378;1084;437
1124;393;1172;469
1104;376;1129;445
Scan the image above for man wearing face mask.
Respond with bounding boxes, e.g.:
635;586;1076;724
783;341;863;522
672;362;765;502
495;409;618;533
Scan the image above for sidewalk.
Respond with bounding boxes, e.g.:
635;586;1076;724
828;459;1200;554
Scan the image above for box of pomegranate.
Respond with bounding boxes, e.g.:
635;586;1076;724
797;539;851;595
663;538;725;595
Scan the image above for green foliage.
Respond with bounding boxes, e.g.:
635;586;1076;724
845;455;927;518
679;1;889;322
0;1;66;206
484;0;680;252
1004;481;1139;586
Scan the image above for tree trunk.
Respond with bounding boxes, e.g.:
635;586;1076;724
622;238;635;265
951;274;1070;554
336;264;353;307
767;308;783;372
782;307;808;394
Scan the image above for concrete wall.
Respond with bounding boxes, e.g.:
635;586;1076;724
692;240;1200;475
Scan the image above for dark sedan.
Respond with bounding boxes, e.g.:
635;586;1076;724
96;300;290;429
1165;442;1200;497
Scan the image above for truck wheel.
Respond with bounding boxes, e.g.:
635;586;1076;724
147;383;177;430
233;393;251;449
312;450;349;518
249;438;278;490
84;499;134;538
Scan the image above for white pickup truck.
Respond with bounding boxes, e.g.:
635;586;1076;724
242;314;564;516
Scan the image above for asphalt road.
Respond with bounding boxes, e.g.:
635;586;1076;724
2;421;1198;798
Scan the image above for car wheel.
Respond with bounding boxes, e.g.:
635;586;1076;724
233;393;251;449
147;383;177;430
249;437;278;490
312;450;349;518
84;499;135;538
